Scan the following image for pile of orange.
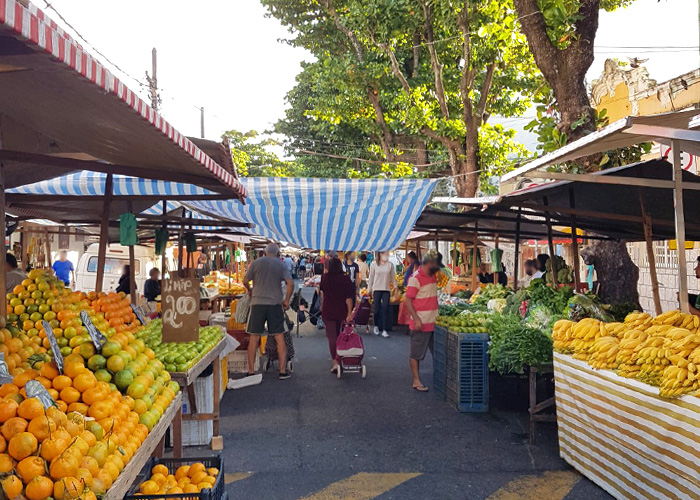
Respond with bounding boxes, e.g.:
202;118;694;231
88;292;140;335
138;462;219;495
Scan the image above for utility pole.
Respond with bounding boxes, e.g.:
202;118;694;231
199;107;205;138
146;48;161;112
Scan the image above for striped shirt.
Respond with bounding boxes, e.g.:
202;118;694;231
405;267;439;332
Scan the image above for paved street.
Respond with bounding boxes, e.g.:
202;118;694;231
214;322;614;500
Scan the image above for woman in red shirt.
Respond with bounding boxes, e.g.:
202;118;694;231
320;257;355;373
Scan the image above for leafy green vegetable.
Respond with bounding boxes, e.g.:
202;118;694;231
487;313;553;375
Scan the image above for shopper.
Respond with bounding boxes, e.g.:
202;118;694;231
343;251;360;294
283;254;295;275
534;254;549;279
357;254;369;288
319;257;354;373
521;259;537;287
195;253;212;279
116;265;135;295
403;250;442;392
144;268;161;302
5;253;27;293
52;250;75;287
243;243;294;380
368;251;397;338
403;251;419;286
313;256;325;276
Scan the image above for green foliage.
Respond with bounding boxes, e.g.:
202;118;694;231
487;313;553;374
536;0;634;48
263;0;541;191
223;129;295;177
478;123;531;194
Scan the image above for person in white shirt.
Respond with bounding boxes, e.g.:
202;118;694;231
521;259;537;287
533;254;549;280
367;251;397;338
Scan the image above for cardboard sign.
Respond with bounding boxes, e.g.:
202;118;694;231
161;278;200;342
80;310;107;351
42;320;64;374
131;304;149;326
25;380;57;409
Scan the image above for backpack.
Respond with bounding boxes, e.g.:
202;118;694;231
336;322;364;358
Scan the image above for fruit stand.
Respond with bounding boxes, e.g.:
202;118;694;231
553;352;700;499
103;392;183;500
169;339;227;450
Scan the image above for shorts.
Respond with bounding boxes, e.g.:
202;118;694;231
410;330;434;361
247;304;286;335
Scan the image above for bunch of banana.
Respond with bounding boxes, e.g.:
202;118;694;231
660;364;697;398
615;329;649;378
646;324;674;338
650;309;699;331
588;336;620;370
569;318;605;361
604;322;627;339
624;312;653;331
552;320;575;353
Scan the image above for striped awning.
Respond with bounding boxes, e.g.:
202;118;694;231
8;171;216;197
186;177;437;251
141;201;230;232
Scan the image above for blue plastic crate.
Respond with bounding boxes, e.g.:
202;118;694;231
445;332;489;412
433;326;448;399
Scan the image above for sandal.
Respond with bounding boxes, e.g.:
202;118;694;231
413;385;429;392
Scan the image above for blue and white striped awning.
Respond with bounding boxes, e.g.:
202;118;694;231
186;178;436;251
141;201;230;232
8;171;217;197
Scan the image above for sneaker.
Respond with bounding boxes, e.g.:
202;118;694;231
381;331;389;338
373;326;380;336
279;372;292;380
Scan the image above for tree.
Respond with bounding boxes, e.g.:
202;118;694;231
223;130;294;177
264;0;542;195
513;0;641;306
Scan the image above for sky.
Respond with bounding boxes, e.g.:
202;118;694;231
37;0;700;152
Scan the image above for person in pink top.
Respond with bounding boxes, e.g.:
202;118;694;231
403;250;442;392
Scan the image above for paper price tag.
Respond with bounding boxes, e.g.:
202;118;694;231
42;320;64;374
80;310;107;351
25;380;57;409
0;353;13;384
131;304;149;326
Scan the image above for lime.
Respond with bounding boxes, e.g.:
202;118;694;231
114;370;134;391
94;369;112;383
101;341;121;358
87;354;107;371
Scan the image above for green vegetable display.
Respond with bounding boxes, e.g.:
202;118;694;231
487;313;553;375
473;284;512;306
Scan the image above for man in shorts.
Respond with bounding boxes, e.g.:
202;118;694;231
244;243;295;379
403;250;442;392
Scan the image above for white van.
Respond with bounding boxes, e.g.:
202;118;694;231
75;244;159;294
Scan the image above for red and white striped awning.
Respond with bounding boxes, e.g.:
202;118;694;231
0;0;246;198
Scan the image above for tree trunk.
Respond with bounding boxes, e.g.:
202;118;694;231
463;123;479;197
580;241;641;309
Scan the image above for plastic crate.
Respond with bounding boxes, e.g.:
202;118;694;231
433;326;448;399
227;350;259;373
124;455;225;500
445;332;489;412
181;374;214;447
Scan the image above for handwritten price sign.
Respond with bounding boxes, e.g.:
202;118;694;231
161;278;200;342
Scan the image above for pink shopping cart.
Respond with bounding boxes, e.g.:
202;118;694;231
335;321;366;379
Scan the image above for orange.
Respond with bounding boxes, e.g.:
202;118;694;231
55;400;68;413
0;384;19;398
0;435;6;454
27;415;57;442
35;376;53;390
53;476;82;500
190;470;208;485
12;369;39;388
16;455;47;483
63;362;85;379
81;387;105;406
198;481;212;491
140;479;159;494
67;402;89;415
1;474;23;498
0;399;19;423
49;454;79;480
39;434;70;462
8;432;38;460
73;372;97;393
87;401;113;421
208;467;220;476
183;483;198;493
52;375;72;391
17;398;45;420
188;462;206;477
0;453;14;473
75;467;93;487
40;362;60;380
1;417;28;441
25;475;54;500
80;456;99;476
60;387;81;405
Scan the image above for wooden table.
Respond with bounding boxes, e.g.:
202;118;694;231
169;338;226;449
104;392;183;500
528;363;556;444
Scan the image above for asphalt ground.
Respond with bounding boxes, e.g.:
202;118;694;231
200;319;616;500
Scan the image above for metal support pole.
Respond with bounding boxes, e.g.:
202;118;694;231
672;140;689;313
569;189;581;289
513;210;521;291
95;173;113;293
161;200;167;278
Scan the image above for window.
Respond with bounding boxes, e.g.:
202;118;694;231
87;257;140;275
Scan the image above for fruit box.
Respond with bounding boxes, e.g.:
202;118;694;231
124;455;225;500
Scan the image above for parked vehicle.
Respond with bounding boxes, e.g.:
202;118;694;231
75;244;159;293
